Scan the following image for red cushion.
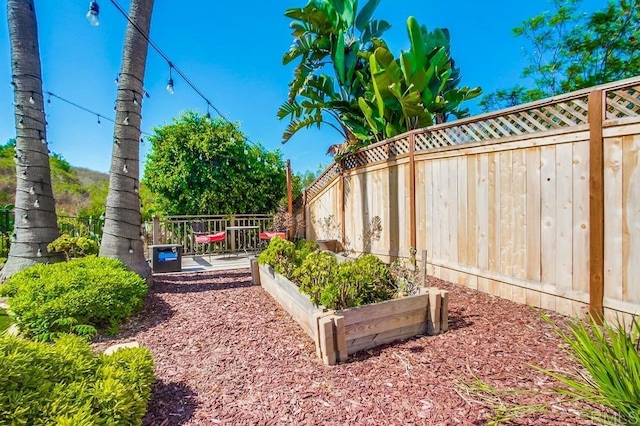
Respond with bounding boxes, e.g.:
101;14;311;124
259;231;286;240
195;231;226;244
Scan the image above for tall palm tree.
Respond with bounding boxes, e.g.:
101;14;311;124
99;0;154;280
2;0;63;280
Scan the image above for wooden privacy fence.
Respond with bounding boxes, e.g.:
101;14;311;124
297;76;640;325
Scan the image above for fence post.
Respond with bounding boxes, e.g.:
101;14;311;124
286;160;293;240
409;132;416;250
340;161;346;250
588;89;605;323
152;215;160;245
302;189;307;241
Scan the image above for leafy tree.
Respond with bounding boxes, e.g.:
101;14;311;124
99;0;154;280
3;0;63;279
144;112;287;215
279;0;390;145
359;16;480;142
480;0;640;111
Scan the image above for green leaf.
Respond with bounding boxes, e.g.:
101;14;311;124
355;0;380;31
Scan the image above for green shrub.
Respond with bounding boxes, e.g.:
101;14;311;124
296;251;339;305
539;315;640;424
295;253;395;310
47;234;99;260
294;239;319;265
0;257;147;341
0;333;154;425
258;236;297;278
0;308;11;333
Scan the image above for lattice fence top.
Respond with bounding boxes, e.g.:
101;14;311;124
606;85;640;119
343;136;411;170
305;163;341;200
300;78;640;204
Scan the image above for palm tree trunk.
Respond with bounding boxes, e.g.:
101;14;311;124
2;0;63;280
99;0;154;281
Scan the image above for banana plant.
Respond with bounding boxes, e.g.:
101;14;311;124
280;0;391;144
358;16;482;141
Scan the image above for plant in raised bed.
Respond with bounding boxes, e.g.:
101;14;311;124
257;236;297;278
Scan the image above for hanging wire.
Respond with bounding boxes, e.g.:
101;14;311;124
106;0;260;148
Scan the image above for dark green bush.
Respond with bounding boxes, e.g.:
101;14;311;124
0;333;154;425
295;251;339;305
0;257;147;341
47;234;99;260
257;236;297;278
295;252;395;310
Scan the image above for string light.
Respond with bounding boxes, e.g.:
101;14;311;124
86;1;100;26
44;91;152;137
34;199;40;208
166;64;174;95
123;114;129;125
123;161;128;173
29;92;35;104
39;130;45;143
128;241;134;254
37;248;43;257
29;187;35;194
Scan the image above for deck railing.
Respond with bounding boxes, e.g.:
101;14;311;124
146;214;275;256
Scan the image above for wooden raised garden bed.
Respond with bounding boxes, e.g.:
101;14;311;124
255;263;449;365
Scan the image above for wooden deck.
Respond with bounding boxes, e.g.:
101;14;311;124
152;253;255;275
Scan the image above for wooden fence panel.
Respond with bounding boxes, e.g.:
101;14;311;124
301;77;640;324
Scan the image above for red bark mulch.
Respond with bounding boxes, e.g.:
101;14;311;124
93;269;597;425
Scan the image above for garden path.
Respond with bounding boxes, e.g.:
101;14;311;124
93;269;596;425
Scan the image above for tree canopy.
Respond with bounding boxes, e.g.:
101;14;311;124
280;0;480;149
143;112;287;215
480;0;640;111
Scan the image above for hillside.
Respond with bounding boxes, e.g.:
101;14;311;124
0;142;109;216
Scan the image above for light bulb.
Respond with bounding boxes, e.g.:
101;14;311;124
97;115;101;125
34;199;40;208
23;214;28;223
123;162;128;173
166;78;174;95
37;248;42;257
128;244;134;254
134;184;139;193
86;1;100;26
19;117;24;127
29;94;35;104
123;115;129;125
29;187;35;194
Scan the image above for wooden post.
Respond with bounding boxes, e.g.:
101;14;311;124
302;189;307;241
409;132;417;250
588;89;605;323
340;161;346;250
152;215;160;245
286;160;293;240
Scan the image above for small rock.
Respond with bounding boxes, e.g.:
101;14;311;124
6;324;19;336
103;341;139;355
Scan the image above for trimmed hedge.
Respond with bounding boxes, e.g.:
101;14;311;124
0;257;147;341
0;333;154;425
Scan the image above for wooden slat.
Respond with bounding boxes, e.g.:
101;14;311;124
341;293;430;326
466;155;478;270
488;152;500;273
572;141;590;298
477;154;490;270
409;133;416;249
589;90;605;321
346;322;428;355
526;148;542;281
622;134;640;303
540;145;557;289
556;142;574;293
344;307;428;341
512;150;527;280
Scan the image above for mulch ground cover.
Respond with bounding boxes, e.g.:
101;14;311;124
93;269;598;425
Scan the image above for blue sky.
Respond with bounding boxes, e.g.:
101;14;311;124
0;0;601;176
